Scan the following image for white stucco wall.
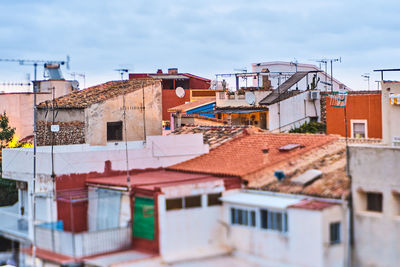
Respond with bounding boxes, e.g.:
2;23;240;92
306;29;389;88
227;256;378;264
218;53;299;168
158;180;228;262
349;145;400;266
221;194;346;267
216;91;270;107
268;91;321;132
381;81;400;145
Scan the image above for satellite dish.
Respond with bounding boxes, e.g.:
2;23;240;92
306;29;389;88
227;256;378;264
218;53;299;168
175;87;185;98
71;80;79;90
245;92;256;105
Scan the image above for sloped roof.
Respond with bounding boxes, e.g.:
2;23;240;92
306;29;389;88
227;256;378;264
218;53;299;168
168;97;215;113
167;132;337;178
38;79;159;109
259;71;309;105
169;125;263;149
168;131;348;199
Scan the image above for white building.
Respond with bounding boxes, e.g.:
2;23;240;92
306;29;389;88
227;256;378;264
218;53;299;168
252;61;348;92
349;80;400;266
221;190;348;267
0;133;209;265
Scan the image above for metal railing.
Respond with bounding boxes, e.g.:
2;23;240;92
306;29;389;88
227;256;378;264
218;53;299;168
35;226;131;258
0;205;29;242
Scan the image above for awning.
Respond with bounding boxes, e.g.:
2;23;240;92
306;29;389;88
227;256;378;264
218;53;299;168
205;109;267;114
220;192;301;209
390;93;400;105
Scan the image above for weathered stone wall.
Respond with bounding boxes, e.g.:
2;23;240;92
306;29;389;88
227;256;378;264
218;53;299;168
36;121;85;146
320;93;327;125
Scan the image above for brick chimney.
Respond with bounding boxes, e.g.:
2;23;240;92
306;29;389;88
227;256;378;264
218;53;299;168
168;68;178;74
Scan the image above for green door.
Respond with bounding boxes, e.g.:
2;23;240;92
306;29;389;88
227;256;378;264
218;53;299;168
133;197;155;240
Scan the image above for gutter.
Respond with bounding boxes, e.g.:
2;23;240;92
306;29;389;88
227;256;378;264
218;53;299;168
242;189;348;204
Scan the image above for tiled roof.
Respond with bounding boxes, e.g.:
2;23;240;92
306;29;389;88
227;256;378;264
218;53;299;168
38;79;159;109
169;125;264;149
168;97;215;113
289;200;338;210
168;131;348;199
168;132;338;177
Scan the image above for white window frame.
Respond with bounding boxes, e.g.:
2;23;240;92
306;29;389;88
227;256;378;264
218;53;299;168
230;206;257;228
259;208;288;234
350;119;368;139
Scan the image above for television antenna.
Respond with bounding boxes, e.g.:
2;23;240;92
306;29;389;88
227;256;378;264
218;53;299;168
0;55;70;266
70;72;86;89
115;69;129;80
361;73;370;91
310;57;341;91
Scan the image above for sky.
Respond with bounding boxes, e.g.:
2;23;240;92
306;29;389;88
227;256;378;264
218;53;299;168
1;0;400;91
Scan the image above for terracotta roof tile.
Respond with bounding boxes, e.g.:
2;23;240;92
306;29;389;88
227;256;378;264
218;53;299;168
289;200;338;211
169;125;264;149
38;79;159;109
168;132;338;177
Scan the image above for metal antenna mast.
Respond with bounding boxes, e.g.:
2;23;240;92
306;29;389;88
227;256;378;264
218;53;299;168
311;58;341;91
0;56;70;266
115;69;129;80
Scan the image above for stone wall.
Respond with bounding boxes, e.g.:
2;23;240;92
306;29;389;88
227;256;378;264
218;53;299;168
320;94;327;125
37;121;85;146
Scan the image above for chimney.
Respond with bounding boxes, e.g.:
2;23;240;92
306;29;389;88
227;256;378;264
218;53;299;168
157;69;163;74
168;68;178;74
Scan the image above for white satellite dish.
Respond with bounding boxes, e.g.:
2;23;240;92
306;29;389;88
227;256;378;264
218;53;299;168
245;92;256;105
71;80;79;90
175;87;185;98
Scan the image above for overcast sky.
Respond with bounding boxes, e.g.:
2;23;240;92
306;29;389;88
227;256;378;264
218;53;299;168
1;0;400;91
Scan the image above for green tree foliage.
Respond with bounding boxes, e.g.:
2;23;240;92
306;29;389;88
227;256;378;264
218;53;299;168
0;179;17;207
0;112;17;206
289;121;326;134
0;112;15;149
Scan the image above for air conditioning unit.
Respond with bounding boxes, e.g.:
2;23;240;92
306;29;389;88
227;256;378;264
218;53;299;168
308;91;320;100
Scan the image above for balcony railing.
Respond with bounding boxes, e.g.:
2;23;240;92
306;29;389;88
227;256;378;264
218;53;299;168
35;226;131;258
0;204;29;242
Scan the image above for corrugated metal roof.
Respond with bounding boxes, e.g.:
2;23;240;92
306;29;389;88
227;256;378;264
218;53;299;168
220;192;301;209
291;169;322;186
149;74;189;80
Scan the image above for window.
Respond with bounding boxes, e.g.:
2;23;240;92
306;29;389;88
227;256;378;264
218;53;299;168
219;92;225;99
351;120;367;139
107;121;123;141
207;193;222;206
330;222;341;244
366;192;383;212
393;192;400;216
166;195;202;211
260;209;288;233
184;195;201;209
231;208;256;227
166;198;183;211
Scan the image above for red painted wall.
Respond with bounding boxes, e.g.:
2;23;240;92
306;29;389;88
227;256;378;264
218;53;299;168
326;93;382;138
162;89;191;120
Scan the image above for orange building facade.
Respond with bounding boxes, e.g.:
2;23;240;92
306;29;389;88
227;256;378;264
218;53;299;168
326;91;382;139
